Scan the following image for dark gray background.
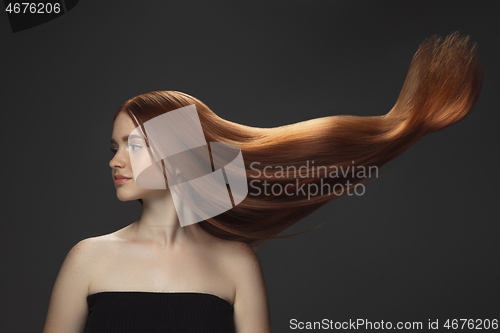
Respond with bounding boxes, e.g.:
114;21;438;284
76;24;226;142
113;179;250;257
1;1;499;332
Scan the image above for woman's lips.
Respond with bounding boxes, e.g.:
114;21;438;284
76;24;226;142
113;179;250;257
114;178;131;185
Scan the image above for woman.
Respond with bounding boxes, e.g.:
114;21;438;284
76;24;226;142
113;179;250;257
42;32;482;333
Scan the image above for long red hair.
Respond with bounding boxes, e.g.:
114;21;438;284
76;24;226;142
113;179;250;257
112;32;482;251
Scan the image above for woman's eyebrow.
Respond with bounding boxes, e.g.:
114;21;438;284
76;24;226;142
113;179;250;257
110;134;144;144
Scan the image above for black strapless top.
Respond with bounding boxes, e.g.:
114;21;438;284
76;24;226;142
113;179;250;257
84;291;235;333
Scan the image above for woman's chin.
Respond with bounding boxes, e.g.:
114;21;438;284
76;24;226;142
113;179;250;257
115;188;167;202
116;192;141;202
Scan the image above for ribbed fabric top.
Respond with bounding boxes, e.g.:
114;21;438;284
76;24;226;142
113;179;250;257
84;291;235;333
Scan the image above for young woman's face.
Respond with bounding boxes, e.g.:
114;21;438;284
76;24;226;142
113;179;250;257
110;111;165;201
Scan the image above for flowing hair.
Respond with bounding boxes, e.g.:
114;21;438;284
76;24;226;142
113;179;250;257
112;32;482;251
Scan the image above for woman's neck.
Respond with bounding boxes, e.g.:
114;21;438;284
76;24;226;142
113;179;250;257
130;190;206;247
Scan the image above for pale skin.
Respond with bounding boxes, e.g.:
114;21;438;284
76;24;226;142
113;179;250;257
42;111;272;333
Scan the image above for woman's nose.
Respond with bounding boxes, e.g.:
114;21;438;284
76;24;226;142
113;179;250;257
109;149;126;169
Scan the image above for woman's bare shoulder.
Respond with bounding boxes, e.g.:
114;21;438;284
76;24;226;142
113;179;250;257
68;236;103;256
70;233;120;261
213;240;267;308
211;239;260;273
216;239;255;257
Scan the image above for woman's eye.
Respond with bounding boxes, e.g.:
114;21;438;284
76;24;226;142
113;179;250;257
129;145;142;151
110;147;117;154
